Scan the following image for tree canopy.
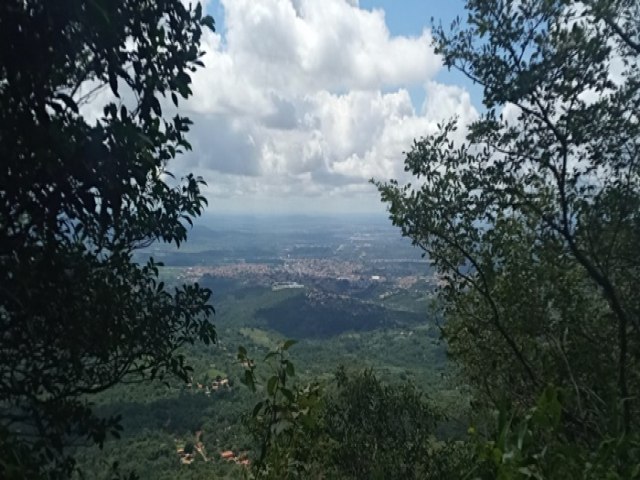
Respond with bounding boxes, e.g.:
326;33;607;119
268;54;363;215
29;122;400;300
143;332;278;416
240;341;441;480
0;0;215;477
376;0;640;474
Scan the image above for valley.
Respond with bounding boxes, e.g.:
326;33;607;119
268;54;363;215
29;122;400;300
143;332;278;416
74;215;454;479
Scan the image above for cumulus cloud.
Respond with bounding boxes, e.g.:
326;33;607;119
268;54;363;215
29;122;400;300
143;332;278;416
174;0;478;213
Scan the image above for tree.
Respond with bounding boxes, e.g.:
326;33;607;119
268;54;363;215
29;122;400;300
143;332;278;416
239;341;323;479
240;341;442;480
321;367;439;480
0;0;215;477
183;442;195;456
376;0;640;445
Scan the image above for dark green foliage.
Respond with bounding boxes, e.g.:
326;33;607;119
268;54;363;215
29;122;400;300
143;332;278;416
257;292;424;338
239;341;323;479
0;0;215;477
321;367;439;480
241;343;442;480
465;386;640;479
65;253;449;478
72;378;255;480
376;0;640;441
374;0;640;476
183;442;195;456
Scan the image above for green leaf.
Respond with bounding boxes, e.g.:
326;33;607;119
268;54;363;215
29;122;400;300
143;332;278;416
108;69;119;97
282;339;297;351
56;93;78;113
280;387;294;403
252;401;264;418
151;96;162;116
243;370;255;392
285;361;295;377
88;0;110;23
267;376;278;396
201;15;215;30
264;351;278;362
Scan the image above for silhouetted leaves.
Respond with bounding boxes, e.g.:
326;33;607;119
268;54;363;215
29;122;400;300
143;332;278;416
0;0;215;477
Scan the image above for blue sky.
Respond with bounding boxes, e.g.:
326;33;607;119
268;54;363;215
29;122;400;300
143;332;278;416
359;0;483;106
208;1;467;37
179;0;481;214
205;0;482;111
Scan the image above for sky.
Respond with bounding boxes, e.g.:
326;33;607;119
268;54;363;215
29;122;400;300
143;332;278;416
175;0;481;215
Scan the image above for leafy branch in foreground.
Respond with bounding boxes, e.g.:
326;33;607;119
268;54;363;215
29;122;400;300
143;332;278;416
0;0;215;477
238;341;321;479
468;386;640;479
376;0;640;441
239;343;443;479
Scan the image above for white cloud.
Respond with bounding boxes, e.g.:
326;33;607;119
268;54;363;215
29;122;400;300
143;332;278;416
173;0;478;213
219;0;439;92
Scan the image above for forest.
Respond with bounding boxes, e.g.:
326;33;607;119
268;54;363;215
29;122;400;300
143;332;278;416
1;0;639;479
